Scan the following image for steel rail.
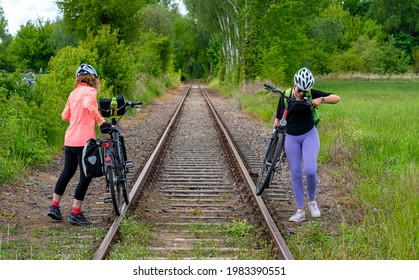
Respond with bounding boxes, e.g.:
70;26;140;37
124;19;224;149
92;85;192;260
199;85;294;260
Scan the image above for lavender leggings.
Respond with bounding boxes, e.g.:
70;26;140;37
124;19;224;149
284;127;320;209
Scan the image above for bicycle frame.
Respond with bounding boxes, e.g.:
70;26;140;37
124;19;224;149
256;84;312;195
99;99;142;215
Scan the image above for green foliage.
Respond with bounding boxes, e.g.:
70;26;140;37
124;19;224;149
80;26;135;97
0;73;53;182
331;35;410;74
172;14;211;79
314;78;418;259
56;0;152;43
0;7;6;36
6;19;56;72
366;0;419;38
332;36;379;73
206;36;221;78
378;36;411;74
47;19;79;53
259;41;287;85
0;7;13;70
313;2;348;50
412;49;419;73
139;3;175;37
365;0;419;62
133;31;173;77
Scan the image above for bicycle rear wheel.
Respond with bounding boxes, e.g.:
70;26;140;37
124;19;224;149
256;134;284;195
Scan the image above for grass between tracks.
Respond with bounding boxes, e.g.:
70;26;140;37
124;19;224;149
108;217;276;260
209;77;418;260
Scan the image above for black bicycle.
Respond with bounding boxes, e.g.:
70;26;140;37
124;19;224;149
255;83;313;195
98;96;142;215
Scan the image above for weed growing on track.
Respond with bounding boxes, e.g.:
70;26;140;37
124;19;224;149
108;217;275;260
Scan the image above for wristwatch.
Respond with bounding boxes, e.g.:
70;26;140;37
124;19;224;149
321;97;325;104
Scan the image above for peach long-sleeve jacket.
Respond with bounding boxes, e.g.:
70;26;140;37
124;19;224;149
62;83;105;147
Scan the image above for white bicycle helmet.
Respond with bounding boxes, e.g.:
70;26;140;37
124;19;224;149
294;67;314;91
76;63;98;78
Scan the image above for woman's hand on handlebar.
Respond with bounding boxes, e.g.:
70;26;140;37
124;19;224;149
100;122;112;134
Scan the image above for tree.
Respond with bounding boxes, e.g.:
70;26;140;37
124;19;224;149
366;0;419;59
6;19;56;72
378;36;410;75
343;0;371;17
412;49;419;74
0;7;13;70
56;0;154;43
367;0;419;37
80;25;136;96
47;19;79;53
184;0;242;83
172;14;211;78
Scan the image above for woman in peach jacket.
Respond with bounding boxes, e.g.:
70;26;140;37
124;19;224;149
47;64;111;226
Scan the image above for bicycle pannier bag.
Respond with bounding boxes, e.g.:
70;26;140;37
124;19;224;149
116;95;126;116
99;98;112;117
82;138;104;178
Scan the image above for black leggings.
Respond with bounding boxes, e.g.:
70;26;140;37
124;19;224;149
54;146;92;201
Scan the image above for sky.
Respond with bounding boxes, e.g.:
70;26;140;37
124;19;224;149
1;0;186;36
1;0;61;35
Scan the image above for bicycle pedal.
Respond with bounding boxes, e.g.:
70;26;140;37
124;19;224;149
249;170;259;178
125;161;135;168
104;197;113;203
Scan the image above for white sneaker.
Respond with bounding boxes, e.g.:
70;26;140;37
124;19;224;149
309;201;321;218
289;210;305;222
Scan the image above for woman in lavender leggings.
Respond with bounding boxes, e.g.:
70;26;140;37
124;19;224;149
274;68;340;222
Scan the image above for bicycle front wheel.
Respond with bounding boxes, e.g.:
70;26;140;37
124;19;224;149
119;154;130;205
107;156;123;216
256;133;284;195
115;138;130;205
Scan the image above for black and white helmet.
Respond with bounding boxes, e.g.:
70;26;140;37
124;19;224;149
294;68;314;91
76;63;98;78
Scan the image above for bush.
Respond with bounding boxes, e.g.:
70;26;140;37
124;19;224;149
0;79;52;183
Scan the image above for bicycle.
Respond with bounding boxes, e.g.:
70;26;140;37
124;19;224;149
255;83;313;196
98;96;142;215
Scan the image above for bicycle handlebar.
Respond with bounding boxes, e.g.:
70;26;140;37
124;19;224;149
264;83;283;95
99;100;142;116
126;101;143;108
264;83;312;107
115;101;142;111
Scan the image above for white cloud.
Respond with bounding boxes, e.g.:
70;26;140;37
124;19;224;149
1;0;60;35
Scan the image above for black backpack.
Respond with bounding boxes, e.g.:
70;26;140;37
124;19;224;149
82;138;104;178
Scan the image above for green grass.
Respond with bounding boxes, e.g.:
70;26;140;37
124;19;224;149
311;78;418;259
0;224;105;260
107;217;275;260
211;77;418;259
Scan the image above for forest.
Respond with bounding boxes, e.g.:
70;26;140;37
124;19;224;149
0;0;418;182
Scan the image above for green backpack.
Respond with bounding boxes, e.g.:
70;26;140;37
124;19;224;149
284;88;320;126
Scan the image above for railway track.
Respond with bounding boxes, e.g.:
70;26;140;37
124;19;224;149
92;84;293;260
